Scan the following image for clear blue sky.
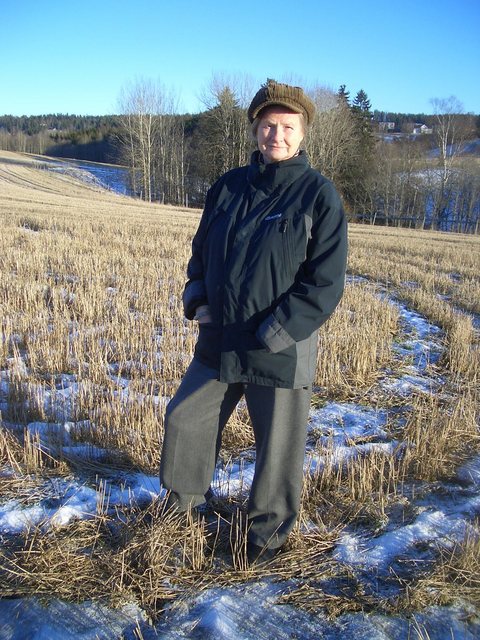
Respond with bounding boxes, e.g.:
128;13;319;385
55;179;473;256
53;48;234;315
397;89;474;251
2;0;479;116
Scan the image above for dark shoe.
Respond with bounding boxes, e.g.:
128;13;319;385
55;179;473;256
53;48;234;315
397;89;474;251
204;487;215;503
247;540;281;565
203;488;238;519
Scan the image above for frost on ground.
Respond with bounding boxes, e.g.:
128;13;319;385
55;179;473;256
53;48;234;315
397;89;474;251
142;587;480;640
1;584;479;640
0;297;479;639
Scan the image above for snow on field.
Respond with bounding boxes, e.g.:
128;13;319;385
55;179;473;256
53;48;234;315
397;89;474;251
1;295;479;639
0;471;163;535
335;490;480;570
44;156;132;196
2;590;478;640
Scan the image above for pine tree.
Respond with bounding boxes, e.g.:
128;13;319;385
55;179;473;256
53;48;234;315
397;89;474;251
352;89;372;113
337;84;350;106
347;90;376;215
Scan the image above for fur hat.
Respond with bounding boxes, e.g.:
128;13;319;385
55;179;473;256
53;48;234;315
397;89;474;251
248;79;315;125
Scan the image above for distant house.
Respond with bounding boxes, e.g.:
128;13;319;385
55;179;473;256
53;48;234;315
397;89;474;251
378;121;395;132
413;123;433;135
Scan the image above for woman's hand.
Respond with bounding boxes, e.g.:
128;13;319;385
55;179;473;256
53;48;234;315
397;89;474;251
194;305;212;324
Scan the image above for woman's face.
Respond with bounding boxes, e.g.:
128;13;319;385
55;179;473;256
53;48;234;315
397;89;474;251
256;106;305;164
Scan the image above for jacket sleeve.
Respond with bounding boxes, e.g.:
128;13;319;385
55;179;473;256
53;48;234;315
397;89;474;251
256;181;347;353
182;187;216;320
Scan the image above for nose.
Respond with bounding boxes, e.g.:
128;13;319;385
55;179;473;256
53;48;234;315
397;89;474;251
270;125;283;141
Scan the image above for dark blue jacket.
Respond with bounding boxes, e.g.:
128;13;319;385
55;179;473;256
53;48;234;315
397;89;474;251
183;151;347;388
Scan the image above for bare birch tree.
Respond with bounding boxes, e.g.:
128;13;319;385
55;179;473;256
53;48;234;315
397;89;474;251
117;79;158;201
429;95;465;228
117;79;184;204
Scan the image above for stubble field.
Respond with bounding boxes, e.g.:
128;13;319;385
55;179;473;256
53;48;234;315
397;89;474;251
0;150;479;639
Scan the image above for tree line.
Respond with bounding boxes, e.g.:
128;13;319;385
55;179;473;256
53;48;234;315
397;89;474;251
1;77;479;232
0;114;119;162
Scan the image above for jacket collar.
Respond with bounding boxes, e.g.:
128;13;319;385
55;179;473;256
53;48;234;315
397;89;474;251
247;150;310;195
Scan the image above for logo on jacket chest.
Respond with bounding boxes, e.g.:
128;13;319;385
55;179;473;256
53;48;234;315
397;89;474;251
264;213;283;222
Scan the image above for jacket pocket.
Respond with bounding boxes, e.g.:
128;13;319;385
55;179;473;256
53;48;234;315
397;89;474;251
245;344;296;386
280;217;296;274
194;323;221;369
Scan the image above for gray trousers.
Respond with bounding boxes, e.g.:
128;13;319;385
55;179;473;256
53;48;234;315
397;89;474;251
160;358;311;549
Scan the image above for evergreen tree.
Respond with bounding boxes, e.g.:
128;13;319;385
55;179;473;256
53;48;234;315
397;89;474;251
352;89;372;113
337;84;350;106
346;90;376;215
198;81;251;185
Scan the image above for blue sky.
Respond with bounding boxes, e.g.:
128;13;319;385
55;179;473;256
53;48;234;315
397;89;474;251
2;0;479;116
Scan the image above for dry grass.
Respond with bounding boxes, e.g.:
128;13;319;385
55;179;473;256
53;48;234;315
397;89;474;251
348;225;480;313
0;497;339;620
0;517;119;600
390;530;480;616
416;531;480;609
400;391;479;482
315;282;399;392
0;151;479;620
348;224;480;383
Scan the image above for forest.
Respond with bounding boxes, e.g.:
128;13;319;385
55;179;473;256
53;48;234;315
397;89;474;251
1;79;479;232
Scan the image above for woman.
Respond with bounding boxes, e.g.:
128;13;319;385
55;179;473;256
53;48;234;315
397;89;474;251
160;79;347;563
